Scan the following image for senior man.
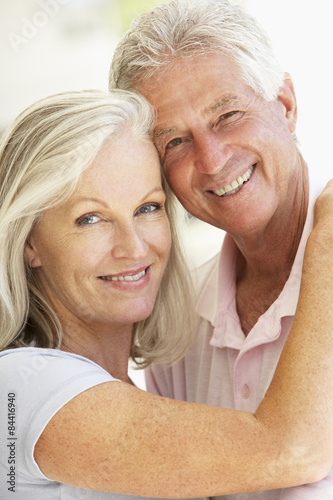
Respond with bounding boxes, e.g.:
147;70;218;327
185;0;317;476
109;0;332;498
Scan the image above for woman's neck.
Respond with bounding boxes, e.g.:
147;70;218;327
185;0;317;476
60;320;133;383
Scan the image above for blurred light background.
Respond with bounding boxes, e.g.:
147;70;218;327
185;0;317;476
1;0;332;172
1;0;331;387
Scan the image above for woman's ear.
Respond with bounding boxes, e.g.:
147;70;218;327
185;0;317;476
24;236;41;268
277;72;298;134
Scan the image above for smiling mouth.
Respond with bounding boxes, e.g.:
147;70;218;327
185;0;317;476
99;269;146;282
212;164;256;197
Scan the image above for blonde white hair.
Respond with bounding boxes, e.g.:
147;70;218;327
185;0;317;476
0;89;194;367
109;0;284;101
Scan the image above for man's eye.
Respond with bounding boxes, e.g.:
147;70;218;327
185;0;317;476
77;214;101;226
136;203;161;215
219;111;238;121
166;137;183;149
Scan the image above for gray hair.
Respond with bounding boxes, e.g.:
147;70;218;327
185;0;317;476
109;0;284;101
0;89;195;367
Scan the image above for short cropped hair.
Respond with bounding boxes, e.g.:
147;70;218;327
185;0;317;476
109;0;284;101
0;89;194;367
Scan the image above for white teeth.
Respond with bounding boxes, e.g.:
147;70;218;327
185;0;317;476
100;270;146;282
213;165;255;197
215;186;225;196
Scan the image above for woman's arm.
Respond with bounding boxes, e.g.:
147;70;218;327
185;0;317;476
255;178;333;481
34;181;333;498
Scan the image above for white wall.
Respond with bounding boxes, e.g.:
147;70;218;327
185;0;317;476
245;0;332;177
1;0;332;181
0;0;119;130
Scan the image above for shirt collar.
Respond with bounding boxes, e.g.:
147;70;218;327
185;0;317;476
196;233;238;327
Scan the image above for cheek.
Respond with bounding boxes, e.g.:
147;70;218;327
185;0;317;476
163;144;194;188
34;238;88;286
160;223;172;262
151;219;172;265
164;164;193;205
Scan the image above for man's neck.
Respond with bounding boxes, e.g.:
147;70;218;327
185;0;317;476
234;160;309;335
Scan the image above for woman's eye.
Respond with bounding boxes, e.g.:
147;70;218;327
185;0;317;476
77;214;101;226
136;203;161;215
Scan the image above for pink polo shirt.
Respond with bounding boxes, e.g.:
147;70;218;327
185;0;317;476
146;174;333;499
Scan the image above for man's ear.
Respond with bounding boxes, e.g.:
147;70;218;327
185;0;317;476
24;236;41;268
277;72;298;134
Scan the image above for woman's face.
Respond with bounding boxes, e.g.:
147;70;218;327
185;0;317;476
25;133;171;333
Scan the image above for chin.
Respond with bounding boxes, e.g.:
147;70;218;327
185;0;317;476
126;302;156;324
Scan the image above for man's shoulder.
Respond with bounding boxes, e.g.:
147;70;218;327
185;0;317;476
191;251;221;293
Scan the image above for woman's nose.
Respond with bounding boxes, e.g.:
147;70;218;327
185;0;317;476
111;224;148;260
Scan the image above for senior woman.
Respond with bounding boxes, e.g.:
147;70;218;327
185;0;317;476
0;89;332;500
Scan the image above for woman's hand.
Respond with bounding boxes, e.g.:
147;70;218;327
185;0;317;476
314;178;333;230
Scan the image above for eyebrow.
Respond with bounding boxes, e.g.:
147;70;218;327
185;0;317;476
70;197;110;209
153;127;178;142
153;95;241;144
204;96;241;116
70;187;165;209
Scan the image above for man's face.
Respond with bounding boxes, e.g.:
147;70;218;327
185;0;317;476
136;52;300;238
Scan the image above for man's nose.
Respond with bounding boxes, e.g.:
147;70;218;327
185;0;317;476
111;224;148;261
194;132;232;175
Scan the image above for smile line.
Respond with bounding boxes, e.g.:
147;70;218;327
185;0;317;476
212;164;256;197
